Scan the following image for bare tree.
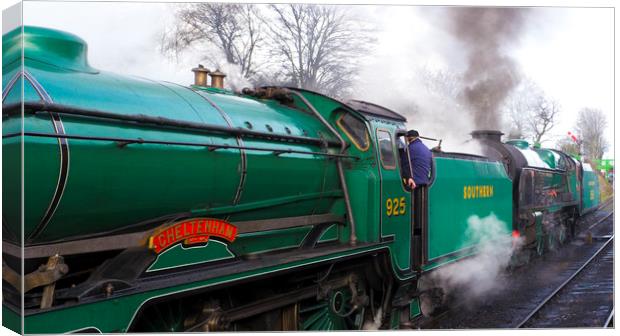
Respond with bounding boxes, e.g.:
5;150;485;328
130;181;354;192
161;3;264;78
416;66;462;100
576;108;608;160
265;4;373;97
526;95;560;145
556;137;580;157
502;94;528;139
501;79;559;144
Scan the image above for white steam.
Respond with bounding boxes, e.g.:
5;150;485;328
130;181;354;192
362;307;383;330
217;63;252;91
420;213;522;314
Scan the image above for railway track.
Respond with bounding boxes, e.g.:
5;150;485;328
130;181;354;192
516;230;614;328
413;206;614;330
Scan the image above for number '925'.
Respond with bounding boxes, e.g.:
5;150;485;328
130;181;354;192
386;197;406;216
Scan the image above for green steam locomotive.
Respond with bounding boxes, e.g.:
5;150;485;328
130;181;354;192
2;26;600;333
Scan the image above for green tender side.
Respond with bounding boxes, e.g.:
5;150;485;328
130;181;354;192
567;158;581;207
3;26;345;246
582;165;601;212
425;157;513;269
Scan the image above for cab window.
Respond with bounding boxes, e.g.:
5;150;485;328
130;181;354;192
377;130;396;169
337;112;369;151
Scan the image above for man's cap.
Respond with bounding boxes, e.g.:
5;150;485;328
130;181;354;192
406;130;419;137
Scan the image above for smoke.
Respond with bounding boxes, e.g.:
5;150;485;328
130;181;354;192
352;63;485;155
443;8;530;130
419;213;522;315
352;7;530;155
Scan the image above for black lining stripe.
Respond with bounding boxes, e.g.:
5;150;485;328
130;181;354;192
23;71;70;242
2;70;23;102
195;91;247;207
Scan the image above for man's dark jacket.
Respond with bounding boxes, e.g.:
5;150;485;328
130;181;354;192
401;138;432;185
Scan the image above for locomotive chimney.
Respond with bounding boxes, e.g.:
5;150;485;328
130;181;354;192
191;64;210;87
209;70;226;89
471;130;504;142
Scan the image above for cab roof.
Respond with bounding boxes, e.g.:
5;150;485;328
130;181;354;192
344;99;407;122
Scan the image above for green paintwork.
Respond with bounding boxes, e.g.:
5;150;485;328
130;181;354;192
582;164;600;212
567;157;581;207
318;224;339;243
2;28;23;335
3;26;344;248
372;122;411;271
229;226;313;255
2;305;21;334
533;148;564;169
505;139;529;149
3;25;96;73
409;298;421;319
146;240;236;272
390;308;400;329
426;158;512;264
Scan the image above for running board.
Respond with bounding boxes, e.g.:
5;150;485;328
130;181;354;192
3;214;344;259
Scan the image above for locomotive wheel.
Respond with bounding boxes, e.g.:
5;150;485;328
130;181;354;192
130;299;189;332
296;286;366;330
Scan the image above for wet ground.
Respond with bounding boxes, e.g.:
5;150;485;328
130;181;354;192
419;201;614;329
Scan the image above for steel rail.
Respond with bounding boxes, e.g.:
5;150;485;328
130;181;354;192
586;212;614;231
516;232;614;328
604;308;614;328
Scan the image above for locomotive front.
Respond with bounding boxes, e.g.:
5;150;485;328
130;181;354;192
3;26;347;246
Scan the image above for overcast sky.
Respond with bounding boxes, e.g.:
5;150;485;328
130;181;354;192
4;0;615;157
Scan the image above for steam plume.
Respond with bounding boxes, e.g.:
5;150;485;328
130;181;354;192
444;8;530;129
419;213;522;315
